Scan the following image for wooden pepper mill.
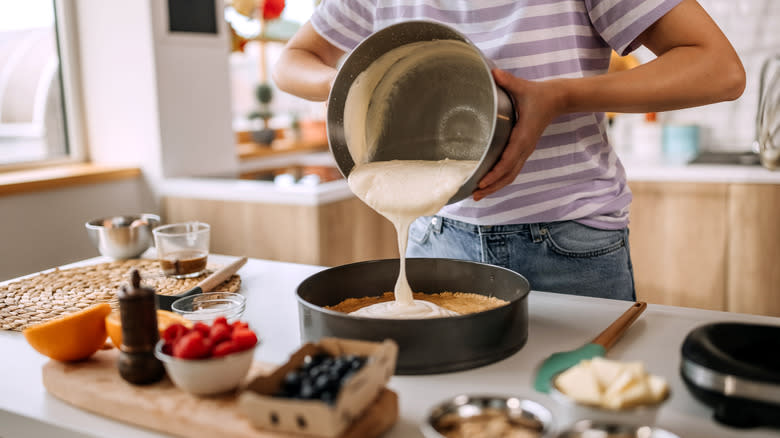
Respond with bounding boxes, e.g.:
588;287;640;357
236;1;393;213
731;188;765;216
117;269;165;385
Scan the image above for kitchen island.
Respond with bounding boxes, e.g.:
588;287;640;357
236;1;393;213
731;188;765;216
1;254;778;438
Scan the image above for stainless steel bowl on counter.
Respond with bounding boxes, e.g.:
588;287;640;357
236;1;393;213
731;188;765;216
327;20;516;204
85;214;160;259
296;258;530;375
557;420;680;438
421;394;555;438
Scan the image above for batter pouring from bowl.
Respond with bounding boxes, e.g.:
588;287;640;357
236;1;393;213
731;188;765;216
341;41;482;318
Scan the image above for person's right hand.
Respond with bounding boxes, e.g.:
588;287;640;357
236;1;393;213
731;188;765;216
472;69;564;201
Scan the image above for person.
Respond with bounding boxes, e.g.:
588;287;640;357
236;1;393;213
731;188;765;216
272;0;745;301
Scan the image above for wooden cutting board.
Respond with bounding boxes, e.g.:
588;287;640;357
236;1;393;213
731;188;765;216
42;349;398;438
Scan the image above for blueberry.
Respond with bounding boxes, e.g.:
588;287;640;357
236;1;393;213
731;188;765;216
298;381;315;399
349;356;366;370
314;374;331;392
283;371;303;392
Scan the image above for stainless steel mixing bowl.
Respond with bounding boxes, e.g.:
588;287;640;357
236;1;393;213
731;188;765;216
327;20;516;204
85;214;161;259
296;258;530;375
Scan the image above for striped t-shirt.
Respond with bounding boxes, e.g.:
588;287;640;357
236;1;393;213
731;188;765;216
311;0;681;230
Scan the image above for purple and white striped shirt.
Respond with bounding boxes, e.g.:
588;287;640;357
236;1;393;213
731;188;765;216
312;0;681;229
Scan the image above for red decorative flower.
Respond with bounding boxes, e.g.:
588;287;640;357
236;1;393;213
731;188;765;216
263;0;285;20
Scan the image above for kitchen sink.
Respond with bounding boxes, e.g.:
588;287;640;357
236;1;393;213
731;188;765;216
688;151;762;166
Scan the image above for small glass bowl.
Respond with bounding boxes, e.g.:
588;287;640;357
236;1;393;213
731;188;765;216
171;292;246;324
549;378;670;430
420;394;556;438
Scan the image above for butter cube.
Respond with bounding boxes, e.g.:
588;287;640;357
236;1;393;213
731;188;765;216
648;374;669;402
590;357;624;390
604;376;653;409
556;362;602;406
604;367;640;399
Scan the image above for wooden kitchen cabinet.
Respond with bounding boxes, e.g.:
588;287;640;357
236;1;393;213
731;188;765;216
727;184;780;316
162;196;398;267
628;180;780;317
628;181;729;311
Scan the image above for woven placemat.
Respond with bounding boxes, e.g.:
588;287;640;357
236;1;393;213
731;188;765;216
0;259;241;331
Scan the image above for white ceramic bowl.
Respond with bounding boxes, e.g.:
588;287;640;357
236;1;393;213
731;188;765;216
549;379;669;429
154;341;255;396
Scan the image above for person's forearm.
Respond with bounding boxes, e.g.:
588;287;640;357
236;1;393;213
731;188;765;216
552;45;745;115
273;48;337;101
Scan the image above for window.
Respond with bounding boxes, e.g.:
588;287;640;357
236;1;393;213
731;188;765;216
226;1;326;146
0;0;82;168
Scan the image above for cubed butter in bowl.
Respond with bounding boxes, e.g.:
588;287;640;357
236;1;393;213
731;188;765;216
549;357;670;428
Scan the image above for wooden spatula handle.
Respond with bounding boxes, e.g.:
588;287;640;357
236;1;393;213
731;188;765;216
196;256;248;292
591;301;647;351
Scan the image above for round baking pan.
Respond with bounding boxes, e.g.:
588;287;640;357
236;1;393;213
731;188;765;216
296;258;530;375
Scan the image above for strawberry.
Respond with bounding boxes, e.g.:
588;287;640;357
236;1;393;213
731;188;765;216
263;0;285;20
172;331;209;359
213;316;228;327
193;322;211;337
162;323;189;344
232;320;249;330
212;340;238;357
209;322;232;345
231;328;258;351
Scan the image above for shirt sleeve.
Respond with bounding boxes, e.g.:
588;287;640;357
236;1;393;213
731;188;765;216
584;0;684;55
310;0;377;52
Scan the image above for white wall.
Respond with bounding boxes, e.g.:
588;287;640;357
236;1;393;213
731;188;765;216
644;0;780;151
75;0;238;181
0;178;156;280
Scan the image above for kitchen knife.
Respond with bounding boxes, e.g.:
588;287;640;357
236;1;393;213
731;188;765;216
156;256;248;311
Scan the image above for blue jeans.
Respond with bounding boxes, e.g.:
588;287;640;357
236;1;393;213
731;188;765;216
407;216;636;301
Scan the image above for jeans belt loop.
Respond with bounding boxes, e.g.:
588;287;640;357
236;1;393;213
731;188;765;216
529;223;543;243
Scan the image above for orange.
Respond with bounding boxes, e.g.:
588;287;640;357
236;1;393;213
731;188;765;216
23;303;112;362
105;309;192;348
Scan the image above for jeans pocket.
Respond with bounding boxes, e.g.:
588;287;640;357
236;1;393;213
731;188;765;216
544;221;626;258
409;216;433;245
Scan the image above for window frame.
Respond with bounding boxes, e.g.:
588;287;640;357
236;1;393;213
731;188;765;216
0;0;87;172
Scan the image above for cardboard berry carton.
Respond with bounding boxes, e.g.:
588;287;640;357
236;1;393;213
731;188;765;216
238;337;398;437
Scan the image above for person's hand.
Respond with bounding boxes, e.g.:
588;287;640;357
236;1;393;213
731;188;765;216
473;69;563;201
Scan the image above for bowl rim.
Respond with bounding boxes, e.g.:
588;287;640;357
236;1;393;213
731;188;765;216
420;393;555;438
558;420;681;438
152;221;210;236
153;339;256;364
170;292;247;315
85;213;160;229
326;19;505;205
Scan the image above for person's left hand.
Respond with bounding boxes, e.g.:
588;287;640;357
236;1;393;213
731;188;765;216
473;69;563;201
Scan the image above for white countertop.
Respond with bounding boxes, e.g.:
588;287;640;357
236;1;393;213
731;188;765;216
160;154;780;207
1;255;779;438
622;160;780;184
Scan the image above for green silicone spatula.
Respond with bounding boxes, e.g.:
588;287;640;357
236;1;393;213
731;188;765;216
533;301;647;393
